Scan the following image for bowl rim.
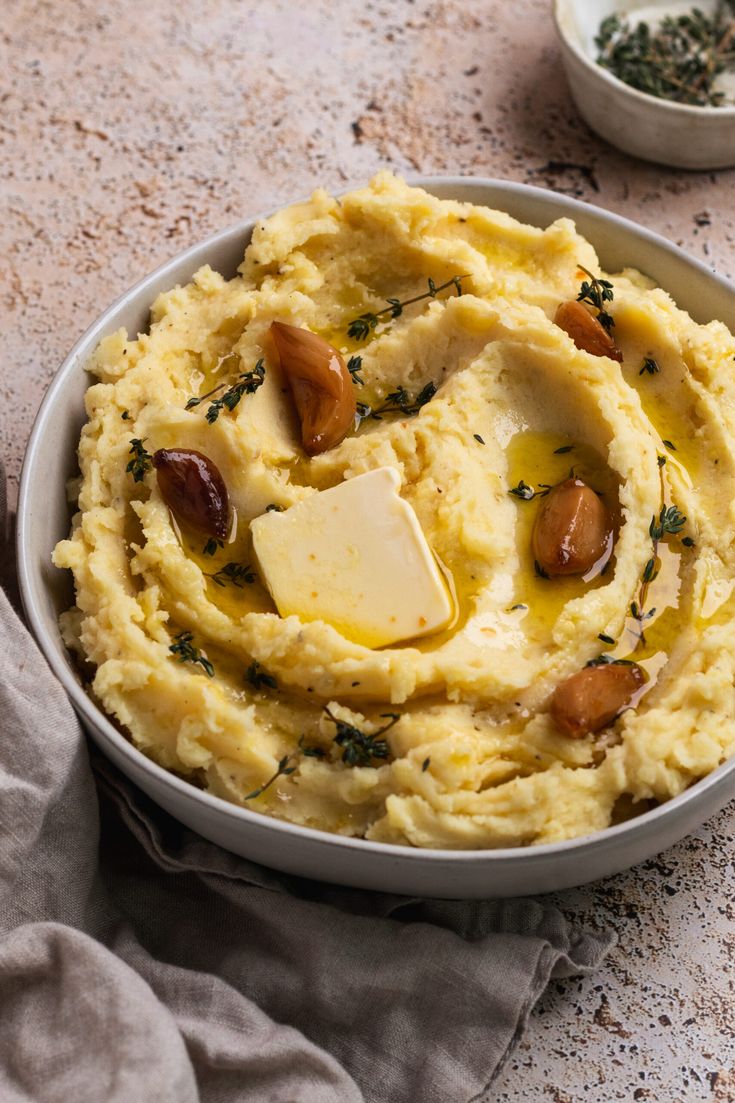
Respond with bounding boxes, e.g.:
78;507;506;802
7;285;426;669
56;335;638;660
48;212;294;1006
16;172;735;867
551;0;735;119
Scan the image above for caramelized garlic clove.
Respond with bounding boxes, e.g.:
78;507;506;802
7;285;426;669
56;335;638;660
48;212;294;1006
153;448;229;538
555;300;623;362
270;321;356;455
550;662;645;738
532;477;613;577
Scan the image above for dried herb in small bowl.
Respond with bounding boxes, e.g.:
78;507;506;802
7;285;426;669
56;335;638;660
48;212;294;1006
596;4;735;108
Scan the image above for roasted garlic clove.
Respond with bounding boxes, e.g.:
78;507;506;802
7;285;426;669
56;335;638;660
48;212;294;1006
153;448;229;538
555;300;623;362
270;322;356;455
532;477;613;577
550;662;645;738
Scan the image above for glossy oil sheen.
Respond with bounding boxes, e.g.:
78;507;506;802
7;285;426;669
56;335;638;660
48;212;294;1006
16;177;735;898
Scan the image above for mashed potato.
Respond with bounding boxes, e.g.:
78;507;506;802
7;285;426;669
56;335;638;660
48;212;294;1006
54;173;735;848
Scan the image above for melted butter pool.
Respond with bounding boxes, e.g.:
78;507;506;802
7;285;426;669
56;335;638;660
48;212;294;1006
180;522;276;619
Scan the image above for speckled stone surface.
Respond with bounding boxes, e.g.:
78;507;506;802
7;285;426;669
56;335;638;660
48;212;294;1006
2;1;734;1098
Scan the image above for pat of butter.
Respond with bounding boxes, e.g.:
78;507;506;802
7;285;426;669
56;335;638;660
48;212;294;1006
250;467;454;648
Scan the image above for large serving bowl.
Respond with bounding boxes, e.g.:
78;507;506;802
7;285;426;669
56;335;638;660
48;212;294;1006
17;177;735;898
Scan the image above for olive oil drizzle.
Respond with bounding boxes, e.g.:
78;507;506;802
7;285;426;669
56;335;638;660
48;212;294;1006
505;430;696;706
506;432;617;637
586;464;692;690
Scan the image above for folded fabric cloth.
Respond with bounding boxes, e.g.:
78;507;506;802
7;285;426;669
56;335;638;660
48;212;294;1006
0;463;615;1103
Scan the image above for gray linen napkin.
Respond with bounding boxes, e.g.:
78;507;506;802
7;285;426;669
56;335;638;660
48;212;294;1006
0;463;615;1103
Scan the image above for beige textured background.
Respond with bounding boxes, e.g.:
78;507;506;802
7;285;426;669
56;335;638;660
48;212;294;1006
2;1;734;1098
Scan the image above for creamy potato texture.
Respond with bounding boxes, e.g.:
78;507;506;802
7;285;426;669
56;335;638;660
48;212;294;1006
54;174;735;848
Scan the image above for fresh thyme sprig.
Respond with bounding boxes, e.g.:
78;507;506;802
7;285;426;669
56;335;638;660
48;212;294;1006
576;266;615;333
126;439;153;482
243;754;296;800
347;275;467;341
372;381;437;418
629;504;688;644
588;501;693;664
245;660;278;691
355;381;437;425
169;631;215;677
324;706;398;767
206;562;257;588
650;503;687;541
243;736;326;801
596;7;735;108
186;360;265;423
242;707;400;801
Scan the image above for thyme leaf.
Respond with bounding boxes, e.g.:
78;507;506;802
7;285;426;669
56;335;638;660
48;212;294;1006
650;504;686;540
126;439;153;482
509;479;552;501
586;654;636;668
576;266;615;332
245;661;278;691
324;706;398;767
642;557;659;584
169;631;215;677
347;275;467;341
640;357;660;376
202;537;224;556
371;381;437;419
347;355;365;384
206;562;257;588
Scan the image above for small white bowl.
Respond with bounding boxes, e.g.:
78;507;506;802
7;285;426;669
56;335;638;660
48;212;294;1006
553;0;735;169
16;178;735;898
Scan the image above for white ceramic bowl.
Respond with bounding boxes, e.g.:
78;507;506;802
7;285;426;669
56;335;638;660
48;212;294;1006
17;177;735;898
553;0;735;170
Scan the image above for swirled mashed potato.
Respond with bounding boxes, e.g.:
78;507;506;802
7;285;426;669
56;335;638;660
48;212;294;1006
54;173;735;848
